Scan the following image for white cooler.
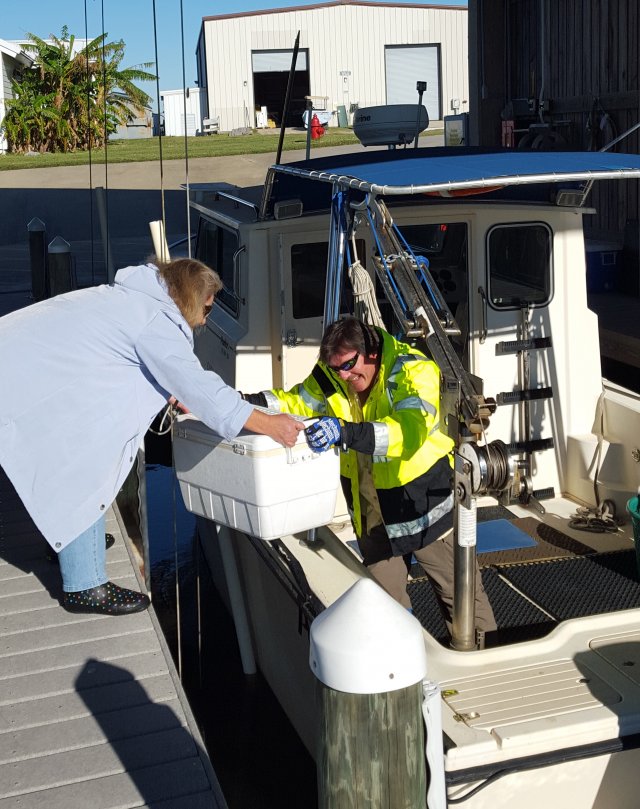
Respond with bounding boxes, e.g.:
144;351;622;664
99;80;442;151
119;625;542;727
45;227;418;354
172;414;340;540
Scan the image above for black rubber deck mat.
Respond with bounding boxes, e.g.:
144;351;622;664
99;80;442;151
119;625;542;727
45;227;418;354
477;504;517;522
498;550;640;620
478;516;596;568
408;577;449;643
408;567;555;646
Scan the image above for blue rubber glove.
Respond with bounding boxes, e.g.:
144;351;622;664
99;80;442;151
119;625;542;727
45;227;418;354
305;417;342;453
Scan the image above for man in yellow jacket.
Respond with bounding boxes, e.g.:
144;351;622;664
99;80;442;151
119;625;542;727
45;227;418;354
246;316;495;637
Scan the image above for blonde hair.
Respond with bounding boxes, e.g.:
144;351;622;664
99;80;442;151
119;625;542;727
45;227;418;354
153;257;222;328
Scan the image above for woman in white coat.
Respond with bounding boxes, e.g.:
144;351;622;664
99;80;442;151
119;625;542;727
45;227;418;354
0;257;303;615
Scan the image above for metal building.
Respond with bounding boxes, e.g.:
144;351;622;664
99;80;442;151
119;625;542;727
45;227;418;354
195;0;468;133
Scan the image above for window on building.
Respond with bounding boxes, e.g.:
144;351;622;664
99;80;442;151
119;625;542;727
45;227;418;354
487;223;552;309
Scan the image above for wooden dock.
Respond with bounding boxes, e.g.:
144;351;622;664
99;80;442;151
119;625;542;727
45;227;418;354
0;468;227;809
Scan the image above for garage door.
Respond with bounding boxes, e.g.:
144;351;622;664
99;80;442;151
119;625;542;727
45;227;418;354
385;45;441;120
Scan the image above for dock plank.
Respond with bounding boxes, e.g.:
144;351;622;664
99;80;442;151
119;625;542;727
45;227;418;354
0;759;216;808
0;727;199;797
0;630;159;678
0;698;187;764
0;673;178;731
0;614;152;657
0;651;167;705
0;558;133;598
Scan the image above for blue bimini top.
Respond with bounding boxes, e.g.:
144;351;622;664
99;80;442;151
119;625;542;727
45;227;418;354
263;147;640;214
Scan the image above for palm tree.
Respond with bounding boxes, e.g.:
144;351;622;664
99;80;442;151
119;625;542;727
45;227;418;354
2;26;155;153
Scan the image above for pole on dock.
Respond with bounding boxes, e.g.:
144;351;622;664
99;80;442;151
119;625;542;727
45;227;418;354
310;578;429;809
27;217;48;301
47;236;75;297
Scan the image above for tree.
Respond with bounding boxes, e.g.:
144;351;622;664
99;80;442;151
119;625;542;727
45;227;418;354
2;26;155;153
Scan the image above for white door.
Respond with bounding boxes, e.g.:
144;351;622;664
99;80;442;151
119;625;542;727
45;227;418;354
278;232;328;390
470;218;559;495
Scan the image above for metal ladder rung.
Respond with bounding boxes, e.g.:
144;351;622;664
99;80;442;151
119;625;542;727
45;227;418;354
497;387;554;405
532;486;555;501
496;336;552;355
508;438;555;453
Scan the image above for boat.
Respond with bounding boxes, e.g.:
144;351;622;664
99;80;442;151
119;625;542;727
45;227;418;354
171;114;640;807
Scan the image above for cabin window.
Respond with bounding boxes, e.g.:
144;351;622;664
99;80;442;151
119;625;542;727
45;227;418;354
399;221;468;318
290;240;364;319
195;219;241;316
487;223;552;309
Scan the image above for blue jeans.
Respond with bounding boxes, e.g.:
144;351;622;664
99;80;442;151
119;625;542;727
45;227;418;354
58;515;108;592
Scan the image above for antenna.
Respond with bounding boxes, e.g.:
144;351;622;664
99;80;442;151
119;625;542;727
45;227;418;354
275;31;301;165
414;81;427;148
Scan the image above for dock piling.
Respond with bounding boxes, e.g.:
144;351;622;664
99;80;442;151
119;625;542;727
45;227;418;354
47;236;75;296
310;578;430;808
27;217;48;300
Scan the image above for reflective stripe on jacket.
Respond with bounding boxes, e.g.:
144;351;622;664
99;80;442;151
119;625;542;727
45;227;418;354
266;329;455;555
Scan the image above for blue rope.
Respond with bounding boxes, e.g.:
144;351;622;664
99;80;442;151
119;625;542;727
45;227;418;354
364;207;409;318
392;222;441;310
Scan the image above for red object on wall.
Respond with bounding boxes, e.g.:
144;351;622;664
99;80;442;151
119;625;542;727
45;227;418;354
311;113;325;140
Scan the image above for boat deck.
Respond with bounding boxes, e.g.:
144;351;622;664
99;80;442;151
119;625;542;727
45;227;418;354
0;468;226;809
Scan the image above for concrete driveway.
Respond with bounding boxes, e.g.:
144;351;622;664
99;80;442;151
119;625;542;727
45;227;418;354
0;134;443;314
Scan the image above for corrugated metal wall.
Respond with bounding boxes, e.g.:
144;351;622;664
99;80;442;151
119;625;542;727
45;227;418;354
198;3;468;132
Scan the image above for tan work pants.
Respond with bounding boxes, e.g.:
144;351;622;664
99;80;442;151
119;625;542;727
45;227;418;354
367;529;497;634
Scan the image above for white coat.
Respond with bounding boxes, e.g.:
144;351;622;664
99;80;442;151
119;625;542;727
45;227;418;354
0;263;252;550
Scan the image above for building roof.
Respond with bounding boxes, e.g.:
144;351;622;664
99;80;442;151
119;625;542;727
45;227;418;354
202;1;466;23
0;38;33;66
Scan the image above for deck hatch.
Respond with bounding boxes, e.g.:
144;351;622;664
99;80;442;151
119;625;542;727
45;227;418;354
441;658;621;733
591;631;640;687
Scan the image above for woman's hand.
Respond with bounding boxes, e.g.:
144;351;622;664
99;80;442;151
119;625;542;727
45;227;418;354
243;409;304;447
168;395;191;414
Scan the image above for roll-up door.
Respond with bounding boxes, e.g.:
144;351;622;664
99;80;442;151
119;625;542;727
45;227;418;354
385;45;441;119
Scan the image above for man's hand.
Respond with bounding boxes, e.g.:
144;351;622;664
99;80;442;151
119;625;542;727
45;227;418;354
305;417;342;453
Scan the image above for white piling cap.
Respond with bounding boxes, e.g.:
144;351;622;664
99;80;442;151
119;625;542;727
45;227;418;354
309;578;428;694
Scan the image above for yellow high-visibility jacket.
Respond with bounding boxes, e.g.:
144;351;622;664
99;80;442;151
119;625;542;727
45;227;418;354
263;329;455;556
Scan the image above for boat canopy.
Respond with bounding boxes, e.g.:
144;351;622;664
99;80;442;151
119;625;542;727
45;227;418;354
261;147;640;216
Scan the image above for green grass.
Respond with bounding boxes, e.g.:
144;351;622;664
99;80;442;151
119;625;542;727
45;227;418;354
0;127;443;171
0;128;365;171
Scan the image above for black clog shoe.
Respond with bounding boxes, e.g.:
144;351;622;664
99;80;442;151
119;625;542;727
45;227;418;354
63;581;150;615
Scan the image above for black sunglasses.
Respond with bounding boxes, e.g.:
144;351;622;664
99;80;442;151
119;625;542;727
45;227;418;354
203;302;213;318
328;352;359;373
